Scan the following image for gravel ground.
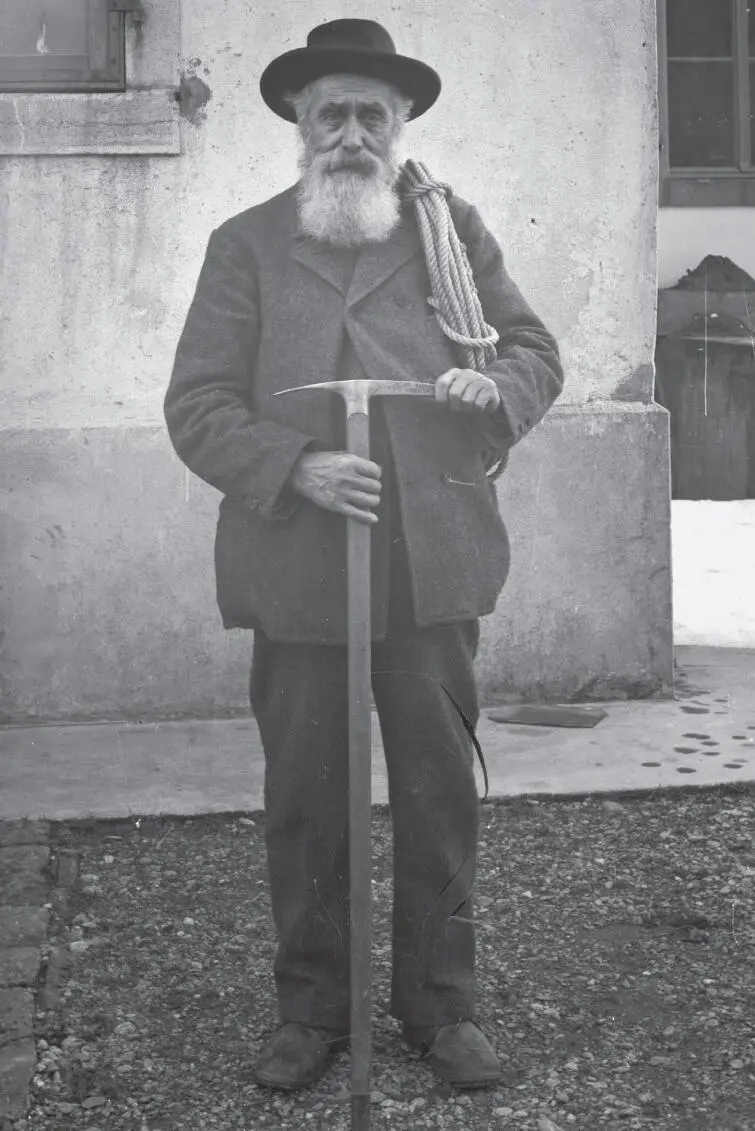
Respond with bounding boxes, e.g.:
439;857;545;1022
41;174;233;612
24;785;755;1130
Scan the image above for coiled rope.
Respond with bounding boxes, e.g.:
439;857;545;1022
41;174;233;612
400;159;507;480
400;159;499;373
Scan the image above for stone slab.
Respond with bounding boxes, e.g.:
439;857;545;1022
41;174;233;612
0;907;49;949
0;949;40;989
0;821;49;847
480;403;673;702
0;988;34;1047
0;1039;36;1119
0;846;49;904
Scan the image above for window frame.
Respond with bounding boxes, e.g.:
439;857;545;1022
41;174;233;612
0;1;126;94
0;0;180;156
658;0;755;206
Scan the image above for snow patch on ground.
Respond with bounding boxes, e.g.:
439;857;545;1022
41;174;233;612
672;500;755;647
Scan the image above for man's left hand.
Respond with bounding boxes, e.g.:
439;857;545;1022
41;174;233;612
435;370;501;414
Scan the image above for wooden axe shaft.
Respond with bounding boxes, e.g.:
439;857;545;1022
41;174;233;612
346;408;373;1130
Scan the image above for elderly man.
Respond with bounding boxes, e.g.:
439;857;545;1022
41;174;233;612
165;19;562;1092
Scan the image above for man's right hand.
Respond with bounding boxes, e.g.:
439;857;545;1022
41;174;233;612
289;452;382;524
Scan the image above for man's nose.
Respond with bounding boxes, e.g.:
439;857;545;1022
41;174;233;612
341;115;363;151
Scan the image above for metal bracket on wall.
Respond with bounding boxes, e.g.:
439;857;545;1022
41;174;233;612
108;0;146;23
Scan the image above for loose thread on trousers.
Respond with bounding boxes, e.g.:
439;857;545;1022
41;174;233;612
370;665;490;800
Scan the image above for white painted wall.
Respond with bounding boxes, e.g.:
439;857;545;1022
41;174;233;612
659;208;755;289
0;0;659;428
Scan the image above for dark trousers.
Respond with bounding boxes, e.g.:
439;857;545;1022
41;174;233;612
250;617;481;1029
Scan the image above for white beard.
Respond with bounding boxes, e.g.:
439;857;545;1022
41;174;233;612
296;146;402;247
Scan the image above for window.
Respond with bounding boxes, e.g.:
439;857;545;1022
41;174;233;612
0;1;128;93
659;0;755;206
0;1;180;156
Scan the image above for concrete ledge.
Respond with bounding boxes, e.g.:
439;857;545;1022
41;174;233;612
0;403;672;722
0;90;181;156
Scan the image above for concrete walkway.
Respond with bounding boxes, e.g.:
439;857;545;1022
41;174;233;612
1;646;754;821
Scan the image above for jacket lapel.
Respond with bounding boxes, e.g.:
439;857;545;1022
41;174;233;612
346;209;422;307
289;196;422;304
290;234;355;296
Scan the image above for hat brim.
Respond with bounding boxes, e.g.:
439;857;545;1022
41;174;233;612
260;46;441;122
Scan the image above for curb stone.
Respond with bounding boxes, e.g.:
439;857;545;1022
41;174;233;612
37;851;79;1014
0;821;50;1125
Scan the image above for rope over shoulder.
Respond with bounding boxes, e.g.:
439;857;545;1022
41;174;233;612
399;159;508;481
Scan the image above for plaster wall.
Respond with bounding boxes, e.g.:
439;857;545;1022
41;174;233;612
658;209;755;289
0;0;668;721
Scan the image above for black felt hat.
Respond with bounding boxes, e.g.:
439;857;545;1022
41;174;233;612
260;19;441;123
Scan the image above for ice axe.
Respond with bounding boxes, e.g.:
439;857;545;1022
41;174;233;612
275;379;434;1129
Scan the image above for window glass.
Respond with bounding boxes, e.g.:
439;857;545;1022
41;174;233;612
0;1;89;59
666;0;733;59
668;61;736;166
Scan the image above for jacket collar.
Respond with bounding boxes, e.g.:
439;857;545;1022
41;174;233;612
290;187;422;305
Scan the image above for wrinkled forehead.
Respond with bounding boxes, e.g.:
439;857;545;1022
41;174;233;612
308;73;401;110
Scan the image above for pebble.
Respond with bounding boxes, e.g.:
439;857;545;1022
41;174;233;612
602;800;626;813
649;1055;669;1065
494;1107;514;1116
538;1118;564;1131
81;1095;107;1109
69;939;91;954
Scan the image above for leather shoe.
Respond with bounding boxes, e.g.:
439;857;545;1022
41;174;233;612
252;1022;349;1090
403;1020;501;1088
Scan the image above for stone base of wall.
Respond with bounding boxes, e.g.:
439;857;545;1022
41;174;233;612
478;402;673;703
0;403;671;722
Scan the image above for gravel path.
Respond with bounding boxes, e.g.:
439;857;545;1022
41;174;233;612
20;785;755;1130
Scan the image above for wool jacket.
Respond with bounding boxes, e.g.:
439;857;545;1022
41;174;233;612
164;184;563;643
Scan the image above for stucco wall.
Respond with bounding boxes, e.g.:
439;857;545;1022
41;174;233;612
0;0;667;721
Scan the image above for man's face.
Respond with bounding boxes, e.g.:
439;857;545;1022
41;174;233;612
304;75;401;177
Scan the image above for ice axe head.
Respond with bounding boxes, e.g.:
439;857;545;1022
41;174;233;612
274;378;435;416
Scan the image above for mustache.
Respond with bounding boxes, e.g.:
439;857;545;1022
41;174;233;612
327;154;380;175
302;146;382;176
